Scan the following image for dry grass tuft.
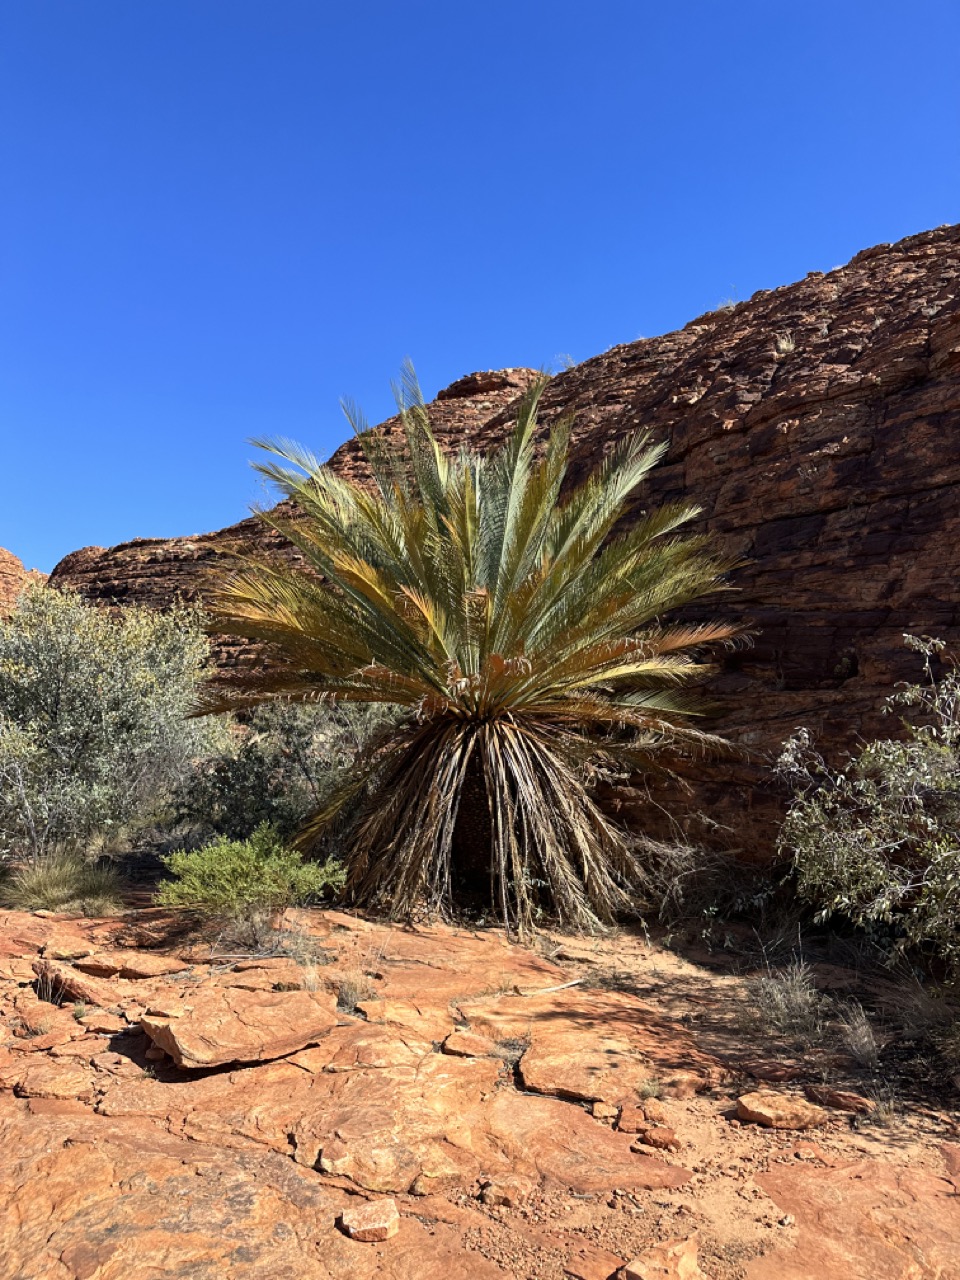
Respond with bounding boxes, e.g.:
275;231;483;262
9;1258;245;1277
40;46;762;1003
0;857;123;915
336;967;378;1013
741;960;826;1044
836;1000;880;1071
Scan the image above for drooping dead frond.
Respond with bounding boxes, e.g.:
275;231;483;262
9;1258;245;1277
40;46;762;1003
205;368;745;935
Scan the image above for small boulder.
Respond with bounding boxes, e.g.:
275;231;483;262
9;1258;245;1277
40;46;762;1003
79;1011;128;1035
32;958;118;1008
736;1090;827;1130
741;1058;804;1083
618;1105;649;1133
630;1125;680;1152
480;1174;537;1207
75;951;188;980
339;1197;400;1242
642;1099;669;1125
620;1236;706;1279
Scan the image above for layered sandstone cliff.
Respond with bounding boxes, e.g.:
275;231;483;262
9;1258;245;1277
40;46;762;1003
50;226;960;855
0;548;46;615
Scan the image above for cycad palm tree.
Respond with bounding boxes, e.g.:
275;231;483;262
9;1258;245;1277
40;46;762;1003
205;366;741;934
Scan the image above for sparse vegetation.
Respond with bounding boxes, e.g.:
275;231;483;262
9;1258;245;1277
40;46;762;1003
836;999;880;1070
775;331;796;354
156;823;343;939
494;1036;531;1066
335;967;377;1012
0;854;123;914
741;960;826;1044
778;636;960;973
176;699;398;842
0;585;218;863
202;365;741;934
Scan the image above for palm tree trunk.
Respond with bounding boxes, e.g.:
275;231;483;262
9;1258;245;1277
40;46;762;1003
450;745;493;907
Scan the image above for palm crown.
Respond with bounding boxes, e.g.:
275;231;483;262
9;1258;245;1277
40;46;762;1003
206;366;740;933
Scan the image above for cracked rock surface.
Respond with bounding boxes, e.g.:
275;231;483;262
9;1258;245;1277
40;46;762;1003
1;905;959;1278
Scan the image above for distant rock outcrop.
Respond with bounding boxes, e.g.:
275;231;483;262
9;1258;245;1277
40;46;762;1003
49;226;960;856
0;548;46;615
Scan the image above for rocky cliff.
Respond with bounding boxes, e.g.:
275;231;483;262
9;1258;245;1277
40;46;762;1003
49;226;960;856
0;548;46;615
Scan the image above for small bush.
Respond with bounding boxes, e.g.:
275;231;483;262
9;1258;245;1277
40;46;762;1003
0;856;124;914
176;700;398;842
0;585;220;861
156;824;343;932
778;636;960;972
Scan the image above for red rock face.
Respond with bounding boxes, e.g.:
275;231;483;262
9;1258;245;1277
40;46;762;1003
0;547;45;615
48;226;960;856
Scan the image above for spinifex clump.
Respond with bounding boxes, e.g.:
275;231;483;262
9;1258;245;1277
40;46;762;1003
204;365;740;934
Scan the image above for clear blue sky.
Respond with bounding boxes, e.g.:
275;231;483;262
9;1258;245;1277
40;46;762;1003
2;2;958;572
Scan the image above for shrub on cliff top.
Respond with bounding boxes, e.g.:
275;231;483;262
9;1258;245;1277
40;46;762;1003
778;636;960;971
0;584;219;862
200;363;741;935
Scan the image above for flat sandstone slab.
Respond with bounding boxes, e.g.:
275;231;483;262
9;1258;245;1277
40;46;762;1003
141;985;339;1068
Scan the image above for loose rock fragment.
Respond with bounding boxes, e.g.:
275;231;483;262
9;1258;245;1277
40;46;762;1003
617;1105;648;1133
339;1197;400;1242
79;1012;128;1035
31;959;118;1008
804;1083;875;1113
736;1090;827;1130
630;1125;680;1151
479;1174;536;1207
620;1236;706;1279
74;951;188;980
140;986;339;1068
442;1030;498;1058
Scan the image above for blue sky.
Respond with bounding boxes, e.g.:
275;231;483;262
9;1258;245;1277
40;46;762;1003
2;2;958;572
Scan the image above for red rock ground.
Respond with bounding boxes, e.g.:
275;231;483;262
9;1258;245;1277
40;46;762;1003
1;906;958;1279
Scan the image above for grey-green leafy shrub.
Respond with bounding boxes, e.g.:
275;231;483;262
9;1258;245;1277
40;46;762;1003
175;700;398;841
157;823;344;928
0;585;220;861
777;635;960;971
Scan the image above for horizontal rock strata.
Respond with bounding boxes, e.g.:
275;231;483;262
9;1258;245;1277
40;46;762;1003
48;226;960;855
0;547;45;615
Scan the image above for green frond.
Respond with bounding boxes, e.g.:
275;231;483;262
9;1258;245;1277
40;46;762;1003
205;363;744;935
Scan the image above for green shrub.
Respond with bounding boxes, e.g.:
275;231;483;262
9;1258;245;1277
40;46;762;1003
175;699;398;841
778;636;960;971
0;585;221;861
0;855;124;915
156;824;343;928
